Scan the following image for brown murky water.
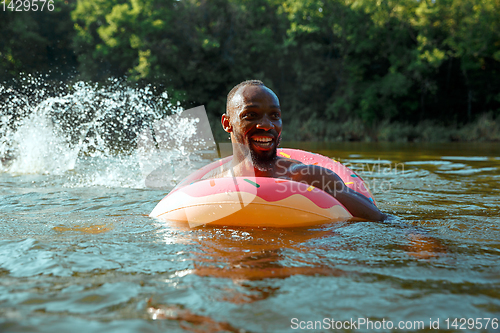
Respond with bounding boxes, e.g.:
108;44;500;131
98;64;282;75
1;142;499;332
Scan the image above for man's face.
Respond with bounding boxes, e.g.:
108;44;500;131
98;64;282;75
224;85;282;166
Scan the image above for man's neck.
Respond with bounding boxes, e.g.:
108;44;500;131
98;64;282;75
230;154;277;178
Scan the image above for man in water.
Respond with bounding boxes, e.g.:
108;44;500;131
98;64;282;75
205;80;386;221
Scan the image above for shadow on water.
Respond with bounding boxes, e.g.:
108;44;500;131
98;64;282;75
163;221;446;282
143;218;448;330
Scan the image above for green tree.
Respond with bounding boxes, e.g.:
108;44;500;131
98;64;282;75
0;0;76;80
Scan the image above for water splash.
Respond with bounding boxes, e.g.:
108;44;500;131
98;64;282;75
0;76;214;188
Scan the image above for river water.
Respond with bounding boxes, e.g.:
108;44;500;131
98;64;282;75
1;82;499;332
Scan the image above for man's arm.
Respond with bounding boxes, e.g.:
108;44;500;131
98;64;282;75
289;164;386;221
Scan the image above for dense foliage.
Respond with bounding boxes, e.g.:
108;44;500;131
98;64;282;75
1;0;499;140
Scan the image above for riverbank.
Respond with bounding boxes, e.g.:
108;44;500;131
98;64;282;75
283;113;500;143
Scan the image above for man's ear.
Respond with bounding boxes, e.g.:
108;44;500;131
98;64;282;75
221;113;232;133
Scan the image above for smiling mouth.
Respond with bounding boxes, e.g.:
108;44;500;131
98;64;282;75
250;135;274;150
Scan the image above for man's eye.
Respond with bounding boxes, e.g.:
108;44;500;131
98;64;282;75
243;112;256;119
272;113;281;119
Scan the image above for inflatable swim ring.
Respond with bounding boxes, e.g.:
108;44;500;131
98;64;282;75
150;148;375;227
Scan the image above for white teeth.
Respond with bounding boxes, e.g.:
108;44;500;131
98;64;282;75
252;137;272;142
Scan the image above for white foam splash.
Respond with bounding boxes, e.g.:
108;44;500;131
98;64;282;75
0;77;214;188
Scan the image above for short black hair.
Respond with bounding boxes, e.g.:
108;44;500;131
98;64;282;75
226;80;264;114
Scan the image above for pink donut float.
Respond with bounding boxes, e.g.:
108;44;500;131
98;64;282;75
150;148;376;227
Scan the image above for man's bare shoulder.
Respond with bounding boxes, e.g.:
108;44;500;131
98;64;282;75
274;156;303;178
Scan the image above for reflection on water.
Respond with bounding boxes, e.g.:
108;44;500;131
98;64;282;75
1;141;500;332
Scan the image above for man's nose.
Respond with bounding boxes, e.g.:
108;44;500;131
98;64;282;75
256;116;273;130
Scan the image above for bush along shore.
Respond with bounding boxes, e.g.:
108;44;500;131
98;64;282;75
282;113;500;142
